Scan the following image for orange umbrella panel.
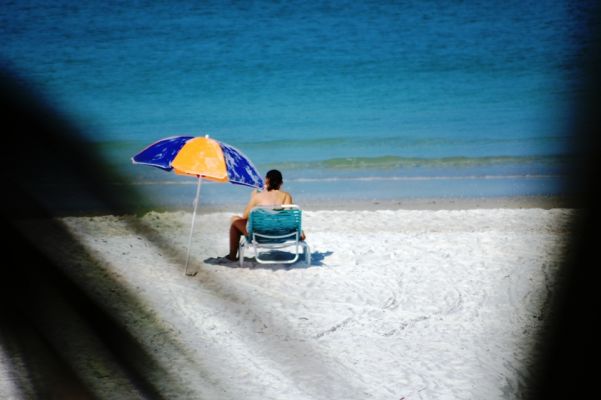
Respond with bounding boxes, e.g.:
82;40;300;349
171;137;228;181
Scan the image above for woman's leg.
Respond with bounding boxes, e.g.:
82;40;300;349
228;218;248;260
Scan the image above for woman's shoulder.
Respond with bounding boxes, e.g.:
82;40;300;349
281;190;293;203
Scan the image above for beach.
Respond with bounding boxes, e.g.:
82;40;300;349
4;197;575;399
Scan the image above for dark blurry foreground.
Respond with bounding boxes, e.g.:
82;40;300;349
0;69;180;399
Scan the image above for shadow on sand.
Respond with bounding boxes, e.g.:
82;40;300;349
204;250;334;270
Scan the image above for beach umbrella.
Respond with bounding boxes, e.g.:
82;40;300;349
132;135;263;275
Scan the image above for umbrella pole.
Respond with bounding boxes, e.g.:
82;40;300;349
184;176;202;276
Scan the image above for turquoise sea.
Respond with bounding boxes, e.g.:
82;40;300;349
0;0;593;209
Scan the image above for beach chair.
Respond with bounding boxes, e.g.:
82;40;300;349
239;205;311;267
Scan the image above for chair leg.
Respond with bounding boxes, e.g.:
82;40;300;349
253;243;302;265
303;242;311;266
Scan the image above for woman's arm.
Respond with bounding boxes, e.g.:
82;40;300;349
241;190;258;219
231;190;257;223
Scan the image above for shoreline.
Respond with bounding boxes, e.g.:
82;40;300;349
293;194;576;212
41;194;581;217
172;194;579;215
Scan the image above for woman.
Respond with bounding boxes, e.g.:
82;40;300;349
225;169;302;261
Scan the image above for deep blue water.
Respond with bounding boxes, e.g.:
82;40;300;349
0;0;593;208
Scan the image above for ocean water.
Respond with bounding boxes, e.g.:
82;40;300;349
0;0;593;209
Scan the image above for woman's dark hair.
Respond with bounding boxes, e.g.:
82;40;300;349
265;169;283;191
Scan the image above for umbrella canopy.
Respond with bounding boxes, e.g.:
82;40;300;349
132;135;263;275
132;135;263;188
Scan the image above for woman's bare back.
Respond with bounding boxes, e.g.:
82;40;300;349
238;189;293;220
253;189;292;206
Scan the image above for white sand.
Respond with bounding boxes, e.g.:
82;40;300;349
5;207;574;399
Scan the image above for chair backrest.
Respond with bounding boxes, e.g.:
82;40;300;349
248;206;302;243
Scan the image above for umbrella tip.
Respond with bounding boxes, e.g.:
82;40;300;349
205;134;210;138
